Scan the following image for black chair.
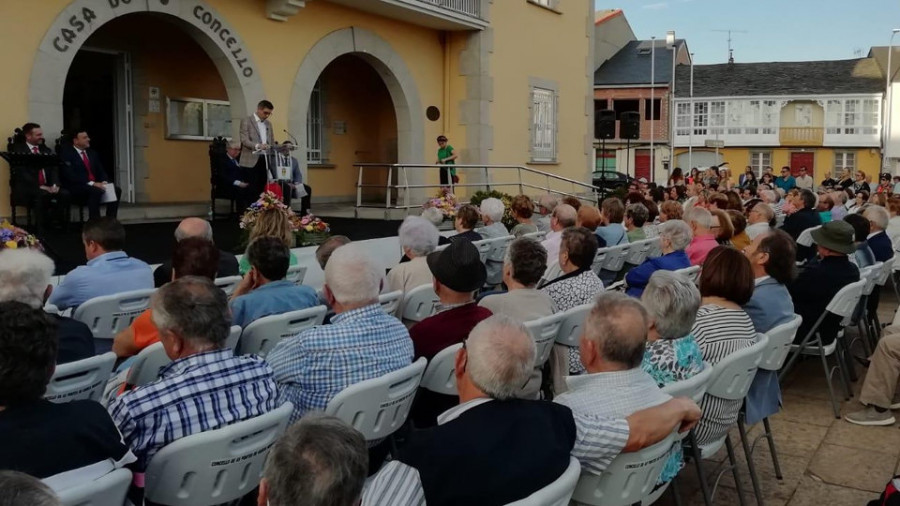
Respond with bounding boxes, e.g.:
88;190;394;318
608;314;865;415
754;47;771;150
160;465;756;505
54;131;84;224
209;136;236;221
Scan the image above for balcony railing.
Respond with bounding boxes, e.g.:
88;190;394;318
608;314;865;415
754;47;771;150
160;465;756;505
779;127;824;146
414;0;481;18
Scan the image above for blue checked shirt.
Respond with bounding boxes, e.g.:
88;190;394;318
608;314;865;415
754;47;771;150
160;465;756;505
108;349;278;470
267;303;414;423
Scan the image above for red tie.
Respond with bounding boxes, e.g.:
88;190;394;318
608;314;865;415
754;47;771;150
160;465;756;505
81;151;95;182
32;147;46;186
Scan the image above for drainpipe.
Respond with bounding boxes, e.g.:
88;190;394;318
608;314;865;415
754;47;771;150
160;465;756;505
442;31;450;137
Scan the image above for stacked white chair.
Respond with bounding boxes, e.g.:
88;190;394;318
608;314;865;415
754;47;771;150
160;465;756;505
378;290;404;317
505;457;581;506
73;288;155;342
45;352;117;404
213;275;242;296
143;403;294;506
237;305;328;358
399;284;441;323
54;468;132;506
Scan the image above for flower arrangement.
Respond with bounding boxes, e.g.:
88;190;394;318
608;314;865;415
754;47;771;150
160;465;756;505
424;189;459;219
0;221;42;251
239;191;331;247
469;190;516;230
296;213;331;246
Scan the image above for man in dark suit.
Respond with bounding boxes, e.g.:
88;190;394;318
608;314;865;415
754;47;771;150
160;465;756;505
864;205;894;262
10;122;70;232
60;129;121;220
215;141;253;211
362;315;701;506
239;100;276;199
789;220;860;345
780;189;822;261
152;218;239;287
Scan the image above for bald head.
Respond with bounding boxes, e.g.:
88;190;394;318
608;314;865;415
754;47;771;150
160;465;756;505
538;194;559;215
463;315;536;400
551;204;577;231
582;292;648;371
174;218;213;242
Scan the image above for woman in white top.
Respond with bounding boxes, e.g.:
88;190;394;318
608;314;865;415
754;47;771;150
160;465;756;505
692;245;758;446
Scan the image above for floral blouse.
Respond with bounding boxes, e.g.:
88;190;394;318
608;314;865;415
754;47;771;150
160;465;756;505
641;334;704;388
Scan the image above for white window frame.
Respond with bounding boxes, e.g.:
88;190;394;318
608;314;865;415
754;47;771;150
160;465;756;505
749;150;772;175
165;97;231;141
709;101;726;136
693;102;708;136
530;85;558;162
826;98;879;136
834;151;857;177
675;102;691;136
307;79;324;164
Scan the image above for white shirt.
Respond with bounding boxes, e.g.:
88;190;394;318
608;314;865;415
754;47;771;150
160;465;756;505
253;113;268;146
541;230;563;262
745;222;770;240
74;147;105;185
754;275;771;286
795;175;814;190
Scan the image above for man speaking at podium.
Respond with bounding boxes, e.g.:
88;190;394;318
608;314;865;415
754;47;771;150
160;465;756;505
239;99;276;200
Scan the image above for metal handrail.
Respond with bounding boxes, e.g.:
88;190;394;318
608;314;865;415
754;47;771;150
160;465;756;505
354;163;601;219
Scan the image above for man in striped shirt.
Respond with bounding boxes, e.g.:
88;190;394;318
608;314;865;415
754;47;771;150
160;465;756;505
108;277;278;472
362;315;701;506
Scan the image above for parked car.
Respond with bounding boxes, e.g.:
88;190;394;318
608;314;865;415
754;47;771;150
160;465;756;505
591;170;634;191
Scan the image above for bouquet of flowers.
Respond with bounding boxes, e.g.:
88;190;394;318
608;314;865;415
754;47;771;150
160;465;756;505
296;213;331;246
424;189;459;220
239;191;301;232
0;221;42;251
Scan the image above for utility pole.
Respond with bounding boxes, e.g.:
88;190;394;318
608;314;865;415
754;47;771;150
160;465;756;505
712;29;748;63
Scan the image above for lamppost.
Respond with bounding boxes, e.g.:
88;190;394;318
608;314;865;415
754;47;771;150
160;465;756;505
689;52;695;171
650;36;656;182
667;30;676;175
885;28;900;173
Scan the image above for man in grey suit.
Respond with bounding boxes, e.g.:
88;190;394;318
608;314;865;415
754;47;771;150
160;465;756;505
239;100;276;199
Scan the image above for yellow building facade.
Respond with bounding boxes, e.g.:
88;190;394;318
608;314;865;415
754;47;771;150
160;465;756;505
673;147;883;181
0;0;595;217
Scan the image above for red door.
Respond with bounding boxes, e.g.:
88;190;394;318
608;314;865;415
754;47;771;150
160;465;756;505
790;152;815;178
635;149;652;181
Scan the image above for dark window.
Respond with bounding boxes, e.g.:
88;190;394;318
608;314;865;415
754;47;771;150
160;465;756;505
613;99;640;119
644;98;662;121
594;99;608;112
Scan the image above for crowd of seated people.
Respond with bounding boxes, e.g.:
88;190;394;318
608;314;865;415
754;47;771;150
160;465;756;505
5;165;900;505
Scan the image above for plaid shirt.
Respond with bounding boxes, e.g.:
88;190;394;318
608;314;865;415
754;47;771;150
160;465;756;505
267;303;413;423
108;349;278;470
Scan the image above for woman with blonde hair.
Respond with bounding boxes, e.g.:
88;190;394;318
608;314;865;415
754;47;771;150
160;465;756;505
710;208;734;245
718;167;733;191
240;206;299;275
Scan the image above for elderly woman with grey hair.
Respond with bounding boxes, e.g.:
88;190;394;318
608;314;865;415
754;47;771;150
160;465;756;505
478;197;510;286
386;216;440;294
624;219;693;298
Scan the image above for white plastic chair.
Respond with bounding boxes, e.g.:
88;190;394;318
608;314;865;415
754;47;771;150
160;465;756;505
213;275;242;296
524;312;566;367
660;361;714;405
45;352;116;404
399;284;440;323
796;225;821;247
378;290;404;317
571;432;677;506
126;342;170;388
472;238;494;263
590;248;609;276
73;289;155;340
225;325;242;350
505;457;581;506
286;264;308;285
601;243;632;273
523;230;547;242
237;305;327;358
647;237;663;258
419;343;463;396
325;357;427;442
54;468;132;506
624;238;653;266
555;303;592;347
674;265;701;284
541;261;564;286
144;403;293;506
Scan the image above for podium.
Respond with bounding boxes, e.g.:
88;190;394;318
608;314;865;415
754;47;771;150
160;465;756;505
0;151;69;227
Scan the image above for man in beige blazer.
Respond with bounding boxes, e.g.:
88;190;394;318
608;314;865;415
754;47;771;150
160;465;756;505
239;99;275;198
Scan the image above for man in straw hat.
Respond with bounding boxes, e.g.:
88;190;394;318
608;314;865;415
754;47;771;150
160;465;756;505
788;220;860;346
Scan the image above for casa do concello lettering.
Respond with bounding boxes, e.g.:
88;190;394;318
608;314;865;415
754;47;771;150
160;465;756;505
51;0;254;78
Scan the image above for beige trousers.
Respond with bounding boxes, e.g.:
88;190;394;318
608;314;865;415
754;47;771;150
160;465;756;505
860;325;900;408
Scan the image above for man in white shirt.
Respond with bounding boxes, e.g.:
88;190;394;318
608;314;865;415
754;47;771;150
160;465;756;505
746;202;774;239
540;203;576;261
795;166;814;191
239;99;276;197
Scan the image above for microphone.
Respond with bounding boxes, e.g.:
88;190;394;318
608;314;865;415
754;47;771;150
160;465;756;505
283;129;300;146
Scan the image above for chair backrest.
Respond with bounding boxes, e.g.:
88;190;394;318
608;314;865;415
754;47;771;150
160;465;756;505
555;303;592;347
505;457;581;506
399;284;440;322
673;265;701;284
624;239;653;265
570;431;678;506
419;343;463;396
214;276;243;296
487;235;515;262
796;225;821;247
523;230;547;242
824;279;866;319
542;262;564;285
660;361;714;405
237;305;327;358
590;248;609;275
759;315;803;371
472;238;494;263
325;357;427;441
876;257;895;285
647;237;663;258
378;290;404;317
144;403;293;506
602;244;632;272
225;325;242;350
73;289;155;340
285;264;308;285
126;342;170;388
54;468;132;506
859;263;882;297
524;312;566;367
705;334;769;401
45;352;116;403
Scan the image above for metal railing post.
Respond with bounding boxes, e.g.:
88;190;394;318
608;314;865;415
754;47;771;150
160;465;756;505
385;165;393;220
403;165;411;216
517;167;523;196
355;164;363;218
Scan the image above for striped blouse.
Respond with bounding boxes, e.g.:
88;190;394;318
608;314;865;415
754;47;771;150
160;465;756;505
691;304;757;446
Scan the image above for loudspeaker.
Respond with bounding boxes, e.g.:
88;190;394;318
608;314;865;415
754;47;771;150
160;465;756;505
620;111;641;140
595;109;616;140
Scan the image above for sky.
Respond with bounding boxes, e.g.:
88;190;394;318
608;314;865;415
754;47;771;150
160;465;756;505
598;0;900;64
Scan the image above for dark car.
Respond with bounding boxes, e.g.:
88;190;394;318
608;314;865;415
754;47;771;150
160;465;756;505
591;170;634;192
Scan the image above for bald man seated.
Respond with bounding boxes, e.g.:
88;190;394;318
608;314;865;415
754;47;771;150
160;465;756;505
153;218;239;287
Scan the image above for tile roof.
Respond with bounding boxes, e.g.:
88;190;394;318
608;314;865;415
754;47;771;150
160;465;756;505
673;58;884;98
594;9;623;26
594;39;685;87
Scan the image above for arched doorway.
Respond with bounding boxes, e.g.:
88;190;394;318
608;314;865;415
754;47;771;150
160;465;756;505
29;0;263;203
289;27;425;203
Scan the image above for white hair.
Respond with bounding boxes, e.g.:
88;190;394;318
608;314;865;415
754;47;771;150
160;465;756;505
398;216;439;257
466;315;535;400
0;249;54;309
759;189;776;204
420;207;444;227
684;206;712;229
753;202;774;221
480;198;505;223
864;205;890;231
325;244;381;305
657;219;692;250
641;271;701;339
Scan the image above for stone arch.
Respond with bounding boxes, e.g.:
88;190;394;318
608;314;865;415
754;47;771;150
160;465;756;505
288;27;425;192
29;0;264;138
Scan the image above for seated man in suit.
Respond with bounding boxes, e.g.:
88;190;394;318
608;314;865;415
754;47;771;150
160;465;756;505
153;218;239;287
10;122;70;232
216;141;253;212
780;189;821;261
278;141;312;214
363;315;701;506
60;129;121;220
